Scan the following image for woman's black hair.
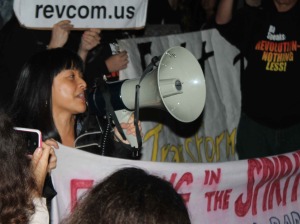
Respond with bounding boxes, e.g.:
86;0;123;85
9;48;84;142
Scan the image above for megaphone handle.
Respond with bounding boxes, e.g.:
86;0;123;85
114;109;139;148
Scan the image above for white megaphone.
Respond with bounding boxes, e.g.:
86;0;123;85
88;46;206;148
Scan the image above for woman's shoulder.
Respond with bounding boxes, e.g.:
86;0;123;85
75;114;109;155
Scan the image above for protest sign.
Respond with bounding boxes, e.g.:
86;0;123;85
13;0;148;29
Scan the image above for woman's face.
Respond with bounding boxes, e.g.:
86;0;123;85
52;69;87;116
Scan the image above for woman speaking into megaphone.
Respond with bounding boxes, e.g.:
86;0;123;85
9;48;143;160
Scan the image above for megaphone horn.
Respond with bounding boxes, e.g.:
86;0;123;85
88;46;206;123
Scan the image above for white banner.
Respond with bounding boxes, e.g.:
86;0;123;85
51;144;300;224
117;29;241;163
13;0;148;29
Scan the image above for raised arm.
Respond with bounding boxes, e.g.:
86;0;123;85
47;20;73;49
105;51;129;73
215;0;235;25
78;28;101;62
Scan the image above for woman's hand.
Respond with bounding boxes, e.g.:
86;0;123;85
114;113;143;145
48;20;74;49
44;139;59;172
105;51;129;73
31;140;59;196
78;28;101;62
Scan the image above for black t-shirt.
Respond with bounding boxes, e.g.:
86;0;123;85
216;2;300;128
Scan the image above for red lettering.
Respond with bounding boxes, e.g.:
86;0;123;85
262;156;279;211
70;179;94;211
267;155;293;210
205;189;232;211
214;191;224;210
205;191;214;212
252;157;276;215
168;172;193;205
291;152;300;202
235;159;262;217
292;173;300;202
235;152;300;217
223;189;232;209
204;168;221;185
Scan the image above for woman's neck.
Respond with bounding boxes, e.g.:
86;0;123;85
53;113;76;147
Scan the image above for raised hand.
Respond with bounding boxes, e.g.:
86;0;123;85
105;51;129;72
78;28;101;62
31;140;58;196
48;20;74;49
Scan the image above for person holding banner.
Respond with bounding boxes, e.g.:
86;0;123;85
62;167;191;224
9;48;142;159
0;112;57;223
215;0;300;159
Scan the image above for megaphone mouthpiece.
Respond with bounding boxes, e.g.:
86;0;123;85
159;78;183;98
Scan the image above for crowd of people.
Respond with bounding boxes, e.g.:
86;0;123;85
1;0;300;223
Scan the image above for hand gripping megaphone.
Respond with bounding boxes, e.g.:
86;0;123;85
88;46;206;149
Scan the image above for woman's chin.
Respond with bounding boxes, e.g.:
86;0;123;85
77;105;87;114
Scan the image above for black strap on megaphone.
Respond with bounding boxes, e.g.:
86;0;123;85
94;78;127;142
133;56;161;152
94;79;146;158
